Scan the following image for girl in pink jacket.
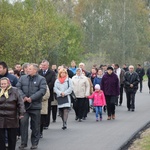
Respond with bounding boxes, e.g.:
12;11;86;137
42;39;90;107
87;84;106;121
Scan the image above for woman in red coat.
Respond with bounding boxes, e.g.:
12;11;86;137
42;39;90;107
0;77;25;150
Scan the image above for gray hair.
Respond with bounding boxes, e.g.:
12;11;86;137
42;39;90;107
22;63;29;70
41;60;49;65
29;63;39;71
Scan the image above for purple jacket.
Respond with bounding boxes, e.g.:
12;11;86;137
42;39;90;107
101;72;120;96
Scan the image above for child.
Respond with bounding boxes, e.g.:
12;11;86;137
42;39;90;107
87;84;106;121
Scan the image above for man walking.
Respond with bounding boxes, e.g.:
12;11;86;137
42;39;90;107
17;63;46;149
135;64;145;92
124;65;139;112
38;60;56;129
114;64;125;106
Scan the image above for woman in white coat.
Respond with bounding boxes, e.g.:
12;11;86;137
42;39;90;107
54;68;73;130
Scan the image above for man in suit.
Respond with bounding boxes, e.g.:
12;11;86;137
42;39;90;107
38;60;56;129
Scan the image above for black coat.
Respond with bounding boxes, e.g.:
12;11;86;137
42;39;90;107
147;68;150;79
136;68;145;80
124;71;139;92
38;69;56;102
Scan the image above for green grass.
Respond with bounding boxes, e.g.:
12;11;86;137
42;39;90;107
143;75;148;81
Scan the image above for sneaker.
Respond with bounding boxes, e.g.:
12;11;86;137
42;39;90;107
100;117;102;121
96;118;98;122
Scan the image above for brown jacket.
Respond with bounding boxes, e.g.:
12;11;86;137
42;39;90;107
0;87;25;128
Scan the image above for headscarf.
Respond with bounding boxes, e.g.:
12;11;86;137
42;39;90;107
0;77;12;99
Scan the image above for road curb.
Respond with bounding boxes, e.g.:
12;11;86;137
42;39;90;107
119;121;150;150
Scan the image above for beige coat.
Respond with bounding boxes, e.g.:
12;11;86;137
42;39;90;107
41;85;50;114
72;75;90;98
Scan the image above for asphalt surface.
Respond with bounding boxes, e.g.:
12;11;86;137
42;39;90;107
16;81;150;150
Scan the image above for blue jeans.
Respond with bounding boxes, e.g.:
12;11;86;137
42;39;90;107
95;106;102;119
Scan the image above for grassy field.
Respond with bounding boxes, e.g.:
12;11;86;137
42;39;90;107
128;128;150;150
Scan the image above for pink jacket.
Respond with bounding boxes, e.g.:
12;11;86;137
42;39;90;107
88;90;106;106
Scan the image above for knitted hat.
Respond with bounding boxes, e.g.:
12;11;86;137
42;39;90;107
95;84;100;90
107;66;114;71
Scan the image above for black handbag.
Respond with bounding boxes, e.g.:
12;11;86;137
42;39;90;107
56;96;68;105
67;80;77;103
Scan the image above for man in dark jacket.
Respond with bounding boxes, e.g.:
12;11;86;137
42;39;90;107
38;60;56;129
146;67;150;93
0;61;18;86
135;64;145;92
17;63;47;149
124;65;139;112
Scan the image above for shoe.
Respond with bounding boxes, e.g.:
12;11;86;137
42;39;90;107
100;117;102;121
128;108;130;111
119;103;122;106
78;119;82;122
19;144;27;149
75;116;78;120
82;117;86;120
52;120;56;123
30;145;38;149
96;118;98;122
112;114;115;119
131;109;134;112
107;116;111;120
43;127;48;130
62;126;67;130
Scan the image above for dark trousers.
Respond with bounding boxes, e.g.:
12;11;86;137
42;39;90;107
74;98;86;119
139;78;143;92
83;98;89;118
0;128;17;150
45;102;51;127
148;78;150;90
40;115;47;134
51;105;57;121
105;95;115;117
20;110;41;146
126;91;136;110
119;84;124;105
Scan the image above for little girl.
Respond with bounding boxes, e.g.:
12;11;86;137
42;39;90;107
87;84;106;121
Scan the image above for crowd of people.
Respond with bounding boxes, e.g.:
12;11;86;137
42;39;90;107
0;60;150;150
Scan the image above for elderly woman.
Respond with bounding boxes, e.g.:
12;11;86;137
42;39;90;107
0;77;25;150
54;68;73;130
72;68;90;122
101;66;120;120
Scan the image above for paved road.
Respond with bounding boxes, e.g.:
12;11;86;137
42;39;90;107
16;82;150;150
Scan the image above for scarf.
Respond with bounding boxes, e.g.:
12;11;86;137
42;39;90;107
58;76;67;84
0;85;12;99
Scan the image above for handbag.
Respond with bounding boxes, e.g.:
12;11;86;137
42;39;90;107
67;80;77;103
56;96;68;105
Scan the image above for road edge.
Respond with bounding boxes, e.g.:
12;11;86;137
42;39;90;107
119;121;150;150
